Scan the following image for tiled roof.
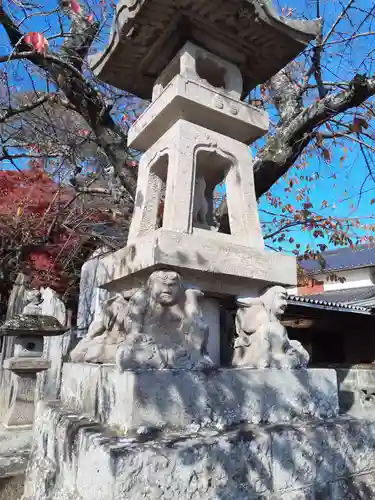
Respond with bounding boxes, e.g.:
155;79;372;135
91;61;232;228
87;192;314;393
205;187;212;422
287;293;372;314
302;286;375;309
299;245;375;274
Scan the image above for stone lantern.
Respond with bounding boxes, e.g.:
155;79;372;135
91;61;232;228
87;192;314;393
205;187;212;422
20;4;350;498
0;291;67;428
86;0;320;364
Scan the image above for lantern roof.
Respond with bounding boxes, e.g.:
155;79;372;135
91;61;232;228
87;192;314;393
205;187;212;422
89;0;320;99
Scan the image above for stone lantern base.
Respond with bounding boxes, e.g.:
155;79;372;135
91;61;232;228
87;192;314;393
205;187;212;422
3;357;50;429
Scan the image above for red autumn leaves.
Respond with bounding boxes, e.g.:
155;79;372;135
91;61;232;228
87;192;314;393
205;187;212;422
23;0;95;55
24;32;49;55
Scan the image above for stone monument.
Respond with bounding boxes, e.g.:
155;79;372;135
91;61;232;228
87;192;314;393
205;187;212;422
66;0;326;430
81;0;320;363
23;3;375;500
0;290;67;428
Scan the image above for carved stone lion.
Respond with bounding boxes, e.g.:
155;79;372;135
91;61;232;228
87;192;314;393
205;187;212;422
232;286;309;369
70;269;213;370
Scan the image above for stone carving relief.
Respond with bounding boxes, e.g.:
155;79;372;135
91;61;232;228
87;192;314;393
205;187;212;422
70;270;213;370
192;176;210;229
232;286;309;369
23;289;44;315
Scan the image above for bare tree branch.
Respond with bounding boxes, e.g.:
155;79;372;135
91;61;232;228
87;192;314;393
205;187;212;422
254;74;375;198
0;3;137;199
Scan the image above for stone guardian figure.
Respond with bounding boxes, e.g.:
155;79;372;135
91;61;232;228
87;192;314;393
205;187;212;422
232;286;309;369
70;269;213;370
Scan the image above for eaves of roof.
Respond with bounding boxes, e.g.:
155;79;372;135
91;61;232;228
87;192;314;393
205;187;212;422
287;294;373;315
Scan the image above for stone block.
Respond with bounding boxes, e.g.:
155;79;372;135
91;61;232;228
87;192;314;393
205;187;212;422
3;358;50;373
34;287;71;402
2;357;50;429
128;75;268;150
336;368;375;417
272;425;336;493
336;368;358;414
0;476;25;500
279;487;315;500
60;362;108;416
96;229;297;296
76;249;111;339
152;42;244;101
23;401;375;500
324;419;375;477
61;364;339;433
0;427;32;478
2;370;36;428
13;336;43;358
199;297;220;366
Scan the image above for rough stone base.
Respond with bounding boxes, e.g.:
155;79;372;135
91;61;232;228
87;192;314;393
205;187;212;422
22;401;375;500
61;364;339;432
337;368;375;417
0;476;25;500
0;427;32;478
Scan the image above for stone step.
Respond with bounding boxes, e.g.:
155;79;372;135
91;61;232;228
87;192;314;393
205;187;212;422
23;400;375;500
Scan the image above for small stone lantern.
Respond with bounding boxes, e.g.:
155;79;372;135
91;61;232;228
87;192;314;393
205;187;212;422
0;291;68;428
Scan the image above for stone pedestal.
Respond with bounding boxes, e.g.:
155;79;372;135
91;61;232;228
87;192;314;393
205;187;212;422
24;399;375;500
61;363;339;433
2;358;50;429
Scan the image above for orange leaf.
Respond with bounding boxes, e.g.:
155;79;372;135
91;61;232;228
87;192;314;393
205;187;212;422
322;149;331;162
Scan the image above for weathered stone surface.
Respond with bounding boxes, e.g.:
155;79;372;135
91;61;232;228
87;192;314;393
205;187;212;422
22;401;375;500
89;0;320;99
0;427;32;479
0;288;66;339
336;368;375;417
96;229;297;296
0;476;25;500
61;364;339;433
13;336;43;359
0;274;29;422
331;474;375;500
0;315;66;338
36;287;72;402
71;270;213;369
128;75;268;150
76;249;110;339
234;287;309;369
3;358;50;374
2;368;37;428
152;41;244;102
127;119;266;249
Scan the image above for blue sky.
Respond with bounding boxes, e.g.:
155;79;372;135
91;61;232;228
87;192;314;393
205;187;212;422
256;0;375;252
1;0;375;254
